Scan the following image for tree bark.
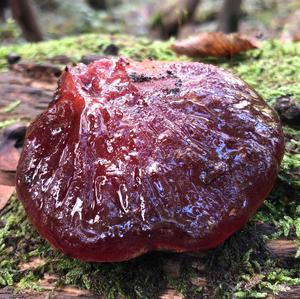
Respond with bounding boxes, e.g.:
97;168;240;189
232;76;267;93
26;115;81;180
267;239;298;261
0;0;8;22
218;0;242;33
150;0;201;39
9;0;43;42
86;0;107;10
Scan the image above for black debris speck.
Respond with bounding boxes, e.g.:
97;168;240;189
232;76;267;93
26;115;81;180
274;95;300;126
103;44;119;56
129;72;152;82
6;53;21;65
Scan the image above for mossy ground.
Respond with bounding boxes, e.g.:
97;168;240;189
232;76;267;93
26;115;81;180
0;34;299;298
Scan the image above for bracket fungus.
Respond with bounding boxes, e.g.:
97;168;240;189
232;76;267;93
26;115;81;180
16;58;284;262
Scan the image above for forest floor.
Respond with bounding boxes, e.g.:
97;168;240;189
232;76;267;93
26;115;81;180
0;34;299;298
1;0;300;45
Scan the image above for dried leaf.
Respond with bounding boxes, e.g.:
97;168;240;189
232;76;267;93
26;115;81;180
0;140;20;171
0;185;14;210
0;168;16;210
0;124;27;210
170;32;260;57
0;124;27;171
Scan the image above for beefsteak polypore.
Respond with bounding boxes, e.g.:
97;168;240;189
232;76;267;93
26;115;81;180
16;58;284;262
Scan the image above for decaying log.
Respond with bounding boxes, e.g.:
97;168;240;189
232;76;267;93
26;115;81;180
159;239;298;297
274;285;300;299
0;68;299;299
0;287;99;299
0;69;56;123
185;239;298;262
10;62;62;81
267;239;298;261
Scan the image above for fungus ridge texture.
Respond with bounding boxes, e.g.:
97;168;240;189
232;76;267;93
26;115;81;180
16;58;284;262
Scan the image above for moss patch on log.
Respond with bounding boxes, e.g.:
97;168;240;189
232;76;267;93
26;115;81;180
0;34;299;298
0;33;181;70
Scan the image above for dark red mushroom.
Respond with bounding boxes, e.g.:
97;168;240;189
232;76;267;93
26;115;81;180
16;58;284;262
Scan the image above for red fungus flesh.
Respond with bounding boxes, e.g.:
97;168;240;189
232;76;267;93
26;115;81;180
16;58;284;262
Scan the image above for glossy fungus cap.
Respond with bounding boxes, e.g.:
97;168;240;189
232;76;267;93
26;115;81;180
16;58;284;262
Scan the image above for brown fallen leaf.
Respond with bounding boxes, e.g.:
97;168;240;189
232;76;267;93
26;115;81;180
0;185;14;210
170;32;260;57
0;124;27;210
0;170;15;210
0;123;27;171
0;140;20;171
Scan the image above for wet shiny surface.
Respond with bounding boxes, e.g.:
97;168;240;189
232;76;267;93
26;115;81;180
16;58;284;262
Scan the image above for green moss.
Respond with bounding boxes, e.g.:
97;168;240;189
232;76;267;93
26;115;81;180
0;118;21;129
0;197;167;298
0;197;43;285
47;253;168;298
215;41;300;105
165;257;204;298
1;35;299;107
195;41;300;107
234;291;268;298
0;34;300;298
279;154;300;188
18;272;42;291
0;34;181;71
